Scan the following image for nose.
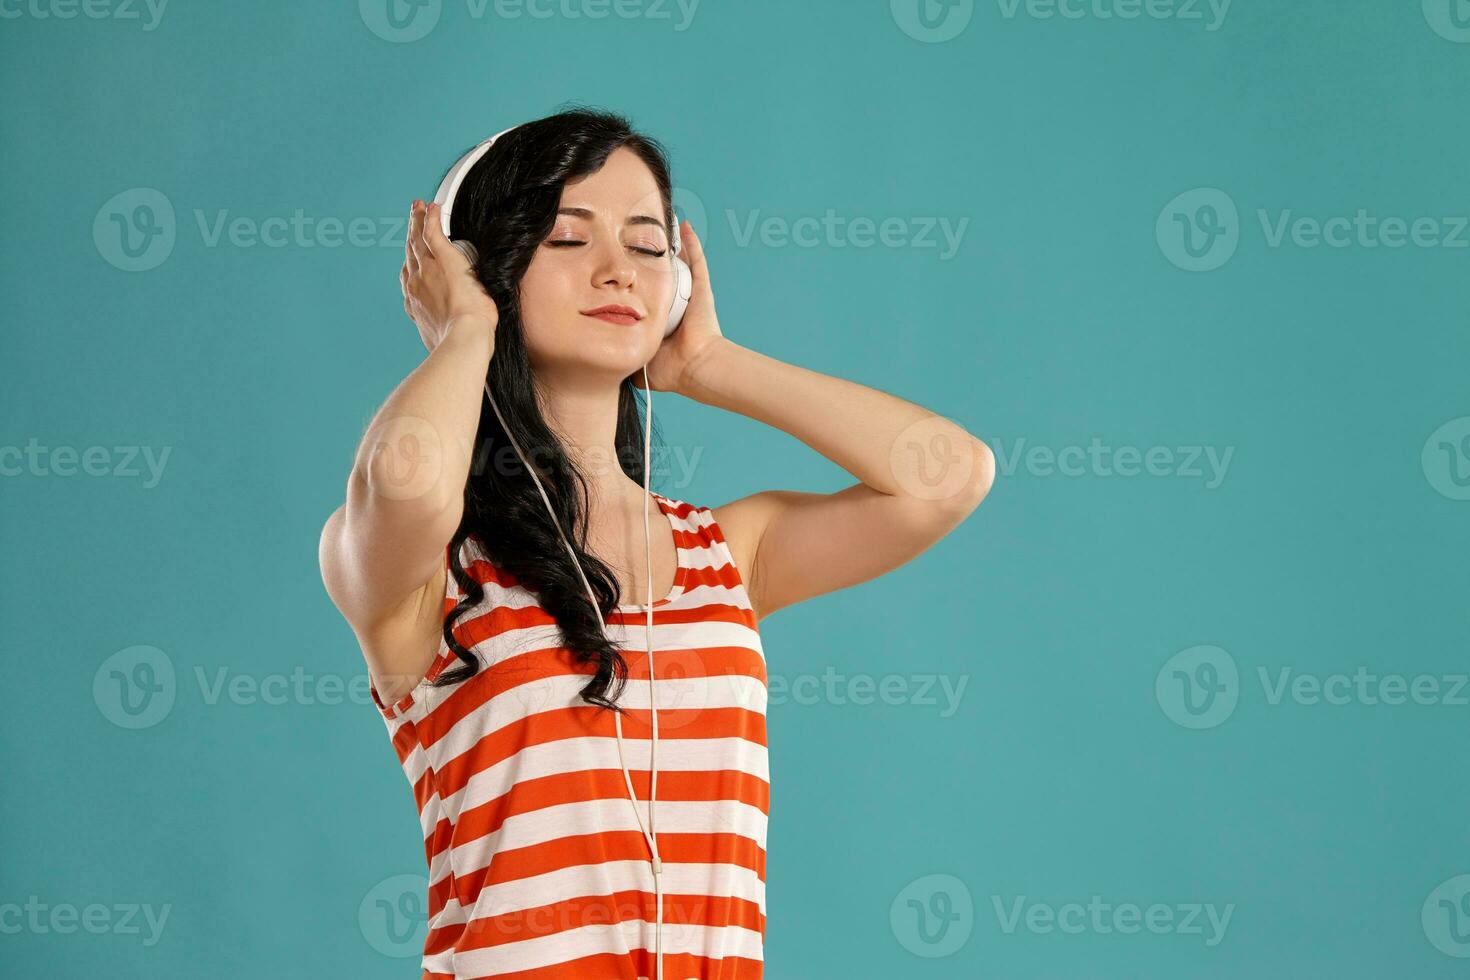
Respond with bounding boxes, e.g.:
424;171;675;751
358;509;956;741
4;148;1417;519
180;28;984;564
589;235;637;291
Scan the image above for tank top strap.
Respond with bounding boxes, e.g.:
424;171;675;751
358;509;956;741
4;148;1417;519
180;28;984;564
657;493;755;612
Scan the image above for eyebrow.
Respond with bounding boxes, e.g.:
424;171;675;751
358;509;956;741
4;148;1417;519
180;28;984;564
556;206;667;234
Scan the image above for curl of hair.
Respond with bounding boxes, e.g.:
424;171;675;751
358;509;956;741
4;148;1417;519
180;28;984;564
429;105;678;714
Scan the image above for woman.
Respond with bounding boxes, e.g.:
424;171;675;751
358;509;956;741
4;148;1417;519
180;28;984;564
318;108;995;979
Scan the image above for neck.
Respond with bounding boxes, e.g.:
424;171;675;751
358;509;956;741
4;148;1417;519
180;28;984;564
535;366;650;513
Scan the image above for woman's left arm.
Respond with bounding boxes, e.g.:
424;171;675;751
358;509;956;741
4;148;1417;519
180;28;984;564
678;337;996;622
650;219;994;622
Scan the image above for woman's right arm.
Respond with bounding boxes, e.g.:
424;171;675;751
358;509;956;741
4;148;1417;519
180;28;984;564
318;200;500;698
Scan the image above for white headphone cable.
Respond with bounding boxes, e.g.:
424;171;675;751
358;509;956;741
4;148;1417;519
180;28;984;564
479;360;665;980
434;122;687;980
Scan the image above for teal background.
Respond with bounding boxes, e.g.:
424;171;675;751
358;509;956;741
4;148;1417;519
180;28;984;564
3;0;1468;977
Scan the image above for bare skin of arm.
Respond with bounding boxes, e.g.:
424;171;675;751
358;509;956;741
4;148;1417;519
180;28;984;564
691;339;996;623
643;220;995;624
318;200;497;704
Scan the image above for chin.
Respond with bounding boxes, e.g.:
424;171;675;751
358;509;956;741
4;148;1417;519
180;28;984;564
532;325;652;375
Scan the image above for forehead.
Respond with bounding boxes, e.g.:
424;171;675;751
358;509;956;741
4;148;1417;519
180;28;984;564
558;145;663;217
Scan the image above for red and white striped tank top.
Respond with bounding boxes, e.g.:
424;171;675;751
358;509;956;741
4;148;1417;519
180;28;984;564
369;493;769;979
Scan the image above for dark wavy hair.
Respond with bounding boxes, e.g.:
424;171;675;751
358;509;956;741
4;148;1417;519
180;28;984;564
428;105;677;713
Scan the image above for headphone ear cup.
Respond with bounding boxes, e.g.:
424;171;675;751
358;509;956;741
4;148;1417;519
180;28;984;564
665;255;692;337
451;239;479;265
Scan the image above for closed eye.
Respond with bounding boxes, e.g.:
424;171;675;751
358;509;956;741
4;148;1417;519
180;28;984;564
546;240;667;258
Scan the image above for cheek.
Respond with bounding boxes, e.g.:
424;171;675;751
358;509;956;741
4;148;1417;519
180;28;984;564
517;259;574;333
639;265;673;316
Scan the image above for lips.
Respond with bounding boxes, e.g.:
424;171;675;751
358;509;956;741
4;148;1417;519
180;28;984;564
581;305;642;326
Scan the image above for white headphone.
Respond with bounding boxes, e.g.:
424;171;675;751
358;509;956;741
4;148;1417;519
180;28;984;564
433;124;693;335
432;125;689;979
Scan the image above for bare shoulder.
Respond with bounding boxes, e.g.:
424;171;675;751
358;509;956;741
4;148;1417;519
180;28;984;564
710;490;805;621
710;492;772;572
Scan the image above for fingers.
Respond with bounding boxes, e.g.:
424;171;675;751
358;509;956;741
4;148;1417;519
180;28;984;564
400;253;415;319
401;199;487;332
680;219;707;281
405;200;423;275
423;202;461;264
418;201;440;260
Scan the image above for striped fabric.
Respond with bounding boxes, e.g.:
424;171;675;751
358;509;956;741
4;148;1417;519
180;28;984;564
369;493;769;979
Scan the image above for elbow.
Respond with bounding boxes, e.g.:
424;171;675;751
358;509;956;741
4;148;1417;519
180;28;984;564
973;437;996;501
966;437;997;508
941;437;995;517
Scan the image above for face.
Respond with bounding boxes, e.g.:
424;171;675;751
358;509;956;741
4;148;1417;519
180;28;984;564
517;146;674;382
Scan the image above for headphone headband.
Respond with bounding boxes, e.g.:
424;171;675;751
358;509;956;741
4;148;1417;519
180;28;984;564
431;125;520;240
431;125;684;256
